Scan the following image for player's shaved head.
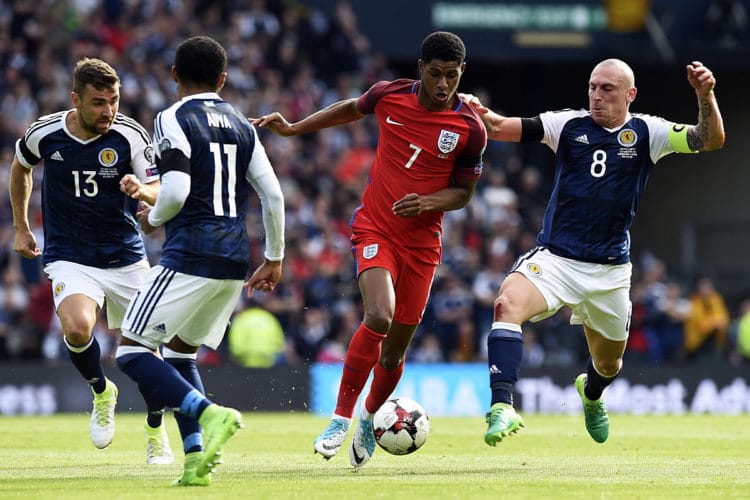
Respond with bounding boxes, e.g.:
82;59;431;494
593;59;635;89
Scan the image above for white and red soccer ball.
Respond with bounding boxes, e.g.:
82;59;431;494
372;397;430;455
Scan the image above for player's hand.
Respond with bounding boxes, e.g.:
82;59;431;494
459;93;490;115
120;174;145;200
13;230;41;258
686;61;716;97
136;203;157;235
393;193;424;217
250;113;296;137
244;259;283;298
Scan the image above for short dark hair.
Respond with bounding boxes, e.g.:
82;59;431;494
73;58;119;95
420;31;466;64
174;36;227;88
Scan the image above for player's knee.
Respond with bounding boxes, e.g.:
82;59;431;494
363;305;393;333
593;357;622;377
379;350;404;371
63;328;93;347
493;294;516;321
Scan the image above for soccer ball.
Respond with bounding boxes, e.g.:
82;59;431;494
372;397;429;455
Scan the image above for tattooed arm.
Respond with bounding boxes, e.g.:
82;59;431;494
685;61;725;152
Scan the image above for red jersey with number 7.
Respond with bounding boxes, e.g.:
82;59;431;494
352;79;486;249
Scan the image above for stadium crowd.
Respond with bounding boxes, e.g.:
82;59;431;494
0;0;748;368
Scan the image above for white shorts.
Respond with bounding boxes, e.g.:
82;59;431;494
513;247;632;341
121;265;243;350
44;259;150;329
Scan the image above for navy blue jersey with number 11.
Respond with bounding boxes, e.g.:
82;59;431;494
153;92;261;280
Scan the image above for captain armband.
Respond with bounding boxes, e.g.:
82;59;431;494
667;124;698;153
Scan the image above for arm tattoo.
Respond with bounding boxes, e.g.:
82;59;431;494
688;95;713;150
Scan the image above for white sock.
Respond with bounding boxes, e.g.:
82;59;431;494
359;404;373;422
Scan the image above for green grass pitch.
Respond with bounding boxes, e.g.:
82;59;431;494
1;412;748;499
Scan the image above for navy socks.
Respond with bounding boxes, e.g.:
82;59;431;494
66;336;106;393
584;357;620;401
487;323;523;406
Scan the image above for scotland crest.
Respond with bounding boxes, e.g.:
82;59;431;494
437;130;460;154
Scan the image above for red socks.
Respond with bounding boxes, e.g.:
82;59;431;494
365;360;404;415
334;323;385;418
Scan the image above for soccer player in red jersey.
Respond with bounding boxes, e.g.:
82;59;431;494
254;31;486;468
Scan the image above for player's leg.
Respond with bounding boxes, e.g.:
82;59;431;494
351;247;434;467
349;321;416;467
54;284;118;449
163;276;244;482
138;382;174;465
314;264;393;459
117;340;240;486
107;258;164;458
576;325;627;443
574;273;630;443
484;271;548;445
118;268;243;485
164;347;204;452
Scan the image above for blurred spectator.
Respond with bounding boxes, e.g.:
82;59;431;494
683;276;730;363
539;309;587;367
429;272;475;361
706;0;748;48
410;331;445;363
730;298;750;365
639;258;691;363
228;307;285;368
644;281;691;364
471;245;512;335
316;301;359;363
521;325;545;368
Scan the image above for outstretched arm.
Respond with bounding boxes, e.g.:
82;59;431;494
685;61;725;152
461;94;523;142
252;98;364;136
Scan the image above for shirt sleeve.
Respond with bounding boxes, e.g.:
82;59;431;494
246;130;285;261
147;170;190;227
640;113;694;163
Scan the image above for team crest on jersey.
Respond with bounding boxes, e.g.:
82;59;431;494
363;244;378;259
617;128;638;147
144;145;154;164
98;148;118;166
526;262;542;276
437;130;460;154
54;283;65;297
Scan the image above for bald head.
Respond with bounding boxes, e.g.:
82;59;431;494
588;58;638;128
592;59;635;89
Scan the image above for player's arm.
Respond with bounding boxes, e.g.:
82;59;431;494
393;177;478;217
245;134;285;297
8;153;41;258
141;150;190;233
682;61;725;152
253;98;364;137
461;94;524;142
120;175;161;205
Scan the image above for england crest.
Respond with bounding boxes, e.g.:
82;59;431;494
438;130;460;154
363;244;378;259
